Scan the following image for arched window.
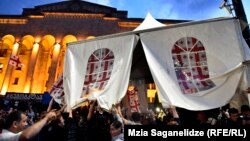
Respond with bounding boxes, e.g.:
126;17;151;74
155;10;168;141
0;41;8;57
82;48;114;96
172;37;215;94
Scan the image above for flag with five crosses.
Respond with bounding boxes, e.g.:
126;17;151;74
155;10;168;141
49;74;65;104
8;55;23;67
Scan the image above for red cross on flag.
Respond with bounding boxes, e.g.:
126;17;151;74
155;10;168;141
49;74;65;104
8;55;23;67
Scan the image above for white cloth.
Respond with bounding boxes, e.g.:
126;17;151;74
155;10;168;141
140;18;250;110
63;17;250;111
133;13;166;31
0;129;21;141
64;34;139;110
112;133;124;141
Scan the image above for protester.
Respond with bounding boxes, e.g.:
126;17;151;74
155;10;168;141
239;104;250;125
87;100;112;141
110;120;124;141
113;103;142;125
141;110;157;125
34;99;69;141
226;108;242;126
163;107;180;125
0;110;57;141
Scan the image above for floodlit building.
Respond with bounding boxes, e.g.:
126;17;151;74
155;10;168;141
0;0;188;97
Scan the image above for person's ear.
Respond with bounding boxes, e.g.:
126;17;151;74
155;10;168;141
13;121;18;127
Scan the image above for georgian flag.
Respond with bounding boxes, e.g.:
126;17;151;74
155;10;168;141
140;18;250;110
64;34;138;110
9;55;23;67
127;87;140;113
171;36;215;95
49;75;64;104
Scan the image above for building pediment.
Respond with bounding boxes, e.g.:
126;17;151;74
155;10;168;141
22;0;127;18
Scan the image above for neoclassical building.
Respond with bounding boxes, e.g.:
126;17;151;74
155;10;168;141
0;0;188;96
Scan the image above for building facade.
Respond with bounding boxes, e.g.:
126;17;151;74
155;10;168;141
0;0;188;96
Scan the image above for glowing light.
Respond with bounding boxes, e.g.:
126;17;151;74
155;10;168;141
118;22;140;27
103;17;118;21
12;42;19;54
54;43;61;53
33;42;39;48
0;18;27;24
35;38;41;43
0;83;8;95
155;107;160;113
147;83;156;103
13;42;19;48
54;43;61;49
33;43;39;53
28;15;44;19
43;12;105;18
86;36;96;40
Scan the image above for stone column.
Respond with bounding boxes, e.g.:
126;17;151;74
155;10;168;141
23;43;40;93
46;43;61;91
0;42;19;95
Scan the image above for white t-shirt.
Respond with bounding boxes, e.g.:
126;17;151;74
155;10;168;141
112;133;124;141
0;129;21;141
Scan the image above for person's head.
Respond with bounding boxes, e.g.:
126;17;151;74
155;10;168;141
240;105;250;125
142;110;156;125
241;105;250;115
228;108;239;122
110;120;123;137
131;112;141;122
196;111;208;122
4;111;28;133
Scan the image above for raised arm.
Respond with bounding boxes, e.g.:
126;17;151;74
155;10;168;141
87;100;96;121
115;104;130;125
111;104;123;124
47;98;54;112
19;110;57;141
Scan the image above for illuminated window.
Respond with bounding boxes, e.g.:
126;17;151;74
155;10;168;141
19;48;26;55
0;49;8;57
15;66;22;70
13;78;19;85
172;37;215;94
0;63;3;73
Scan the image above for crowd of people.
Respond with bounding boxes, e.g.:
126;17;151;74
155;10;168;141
0;98;249;141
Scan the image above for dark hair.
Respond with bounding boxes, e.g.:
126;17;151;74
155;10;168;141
111;120;122;129
241;105;250;112
111;120;123;132
131;112;141;122
4;111;24;129
228;108;239;115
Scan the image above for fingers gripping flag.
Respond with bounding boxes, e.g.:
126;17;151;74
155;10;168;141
9;55;23;67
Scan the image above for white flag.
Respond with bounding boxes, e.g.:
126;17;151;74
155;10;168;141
64;34;139;110
140;18;250;110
